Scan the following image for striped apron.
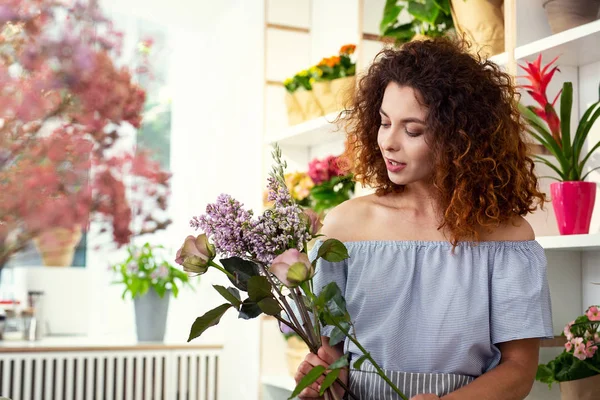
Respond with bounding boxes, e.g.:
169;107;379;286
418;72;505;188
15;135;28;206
348;362;474;399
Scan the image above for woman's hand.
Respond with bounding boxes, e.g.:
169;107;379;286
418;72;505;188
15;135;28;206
411;395;441;400
295;337;348;399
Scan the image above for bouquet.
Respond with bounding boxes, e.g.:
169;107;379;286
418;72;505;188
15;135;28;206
537;306;600;388
176;146;408;400
110;242;191;299
308;155;355;214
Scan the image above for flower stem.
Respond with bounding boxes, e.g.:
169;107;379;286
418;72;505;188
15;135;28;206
209;261;235;279
328;313;408;400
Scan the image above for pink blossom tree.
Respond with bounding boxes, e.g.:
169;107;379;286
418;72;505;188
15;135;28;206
0;0;171;269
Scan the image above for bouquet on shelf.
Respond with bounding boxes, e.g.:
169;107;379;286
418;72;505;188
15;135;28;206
176;146;407;400
283;44;357;124
110;242;191;300
537;306;600;389
276;154;355;216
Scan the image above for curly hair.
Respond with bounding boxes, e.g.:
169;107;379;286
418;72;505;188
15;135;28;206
340;38;546;245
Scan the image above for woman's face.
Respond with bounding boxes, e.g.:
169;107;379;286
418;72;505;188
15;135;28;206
377;82;433;186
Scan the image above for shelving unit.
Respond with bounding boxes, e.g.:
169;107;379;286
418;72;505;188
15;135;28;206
264;111;345;148
537;234;600;251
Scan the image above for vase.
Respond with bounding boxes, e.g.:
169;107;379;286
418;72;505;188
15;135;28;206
285;335;310;376
551;181;597;235
543;0;600;34
32;225;83;267
450;0;505;57
294;89;324;121
312;76;355;115
559;373;600;400
134;288;170;342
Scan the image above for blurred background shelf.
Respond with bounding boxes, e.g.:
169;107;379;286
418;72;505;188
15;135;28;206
264;111;345;148
536;234;600;251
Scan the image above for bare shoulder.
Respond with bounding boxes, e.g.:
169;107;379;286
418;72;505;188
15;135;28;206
320;195;373;241
480;216;535;242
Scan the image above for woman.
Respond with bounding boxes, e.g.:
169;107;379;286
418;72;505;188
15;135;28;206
295;38;553;400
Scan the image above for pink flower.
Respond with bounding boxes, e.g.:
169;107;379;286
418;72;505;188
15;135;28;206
565;341;573;352
175;234;215;275
586;306;600;321
574;343;587;360
302;209;323;236
585;341;597;358
269;249;314;287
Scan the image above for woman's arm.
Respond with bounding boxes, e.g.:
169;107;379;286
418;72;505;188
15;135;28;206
441;338;540;400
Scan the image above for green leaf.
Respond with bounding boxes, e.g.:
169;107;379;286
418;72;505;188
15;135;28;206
239;298;263;320
289;365;326;398
380;0;404;34
329;354;349;370
579;139;600;177
573;101;600;166
353;355;368;370
328;323;349;346
382;22;416;43
536;364;555;388
318;282;348;318
433;0;451;15
258;297;281;316
248;276;272;302
532;155;566;180
560;82;573;163
580;165;600;181
220;257;260;292
408;0;440;24
317;239;349;263
213;285;242;308
319;369;340;396
188;304;232;342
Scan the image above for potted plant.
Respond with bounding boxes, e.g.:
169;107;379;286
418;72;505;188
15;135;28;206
543;0;600;35
110;243;191;342
283;67;324;125
536;306;600;399
519;55;600;235
379;0;455;45
311;44;357;114
0;1;171;270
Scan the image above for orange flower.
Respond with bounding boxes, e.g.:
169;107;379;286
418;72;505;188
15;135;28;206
326;56;340;67
340;44;356;55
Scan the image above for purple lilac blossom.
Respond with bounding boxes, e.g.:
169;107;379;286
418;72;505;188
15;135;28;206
190;194;253;259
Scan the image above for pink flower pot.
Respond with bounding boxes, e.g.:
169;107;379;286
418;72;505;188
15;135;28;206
551;181;597;235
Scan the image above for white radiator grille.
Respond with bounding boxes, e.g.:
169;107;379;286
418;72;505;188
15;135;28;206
0;349;220;400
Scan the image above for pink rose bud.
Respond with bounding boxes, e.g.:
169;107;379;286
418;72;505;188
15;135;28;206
175;234;215;275
302;209;323;236
269;249;314;287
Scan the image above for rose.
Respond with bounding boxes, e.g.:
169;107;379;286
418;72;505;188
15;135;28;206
175;234;215;275
302;209;323;236
269;249;314;287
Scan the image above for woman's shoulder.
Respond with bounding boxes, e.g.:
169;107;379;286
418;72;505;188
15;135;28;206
319;195;376;241
478;215;535;242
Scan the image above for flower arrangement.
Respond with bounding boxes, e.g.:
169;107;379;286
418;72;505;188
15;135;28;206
0;1;171;268
307;155;355;214
284;171;315;207
379;0;455;44
536;306;600;388
518;54;600;182
314;44;356;82
176;146;408;400
110;243;191;299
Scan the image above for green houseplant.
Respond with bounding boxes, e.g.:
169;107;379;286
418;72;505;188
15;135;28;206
111;242;191;341
536;306;600;399
379;0;455;44
519;54;600;235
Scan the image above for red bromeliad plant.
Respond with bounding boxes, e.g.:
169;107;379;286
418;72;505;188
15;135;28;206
518;54;600;181
0;1;171;268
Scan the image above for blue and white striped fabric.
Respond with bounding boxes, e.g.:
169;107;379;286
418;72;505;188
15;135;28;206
309;240;553;398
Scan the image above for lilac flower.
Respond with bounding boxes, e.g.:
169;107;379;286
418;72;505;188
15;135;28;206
190;194;253;259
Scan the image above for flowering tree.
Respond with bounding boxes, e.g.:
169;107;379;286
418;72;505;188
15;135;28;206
0;0;171;268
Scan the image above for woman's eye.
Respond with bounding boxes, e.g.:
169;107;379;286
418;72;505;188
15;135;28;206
405;128;421;137
380;123;391;128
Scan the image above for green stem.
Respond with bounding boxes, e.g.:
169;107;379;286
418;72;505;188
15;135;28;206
329;315;408;400
209;261;235;279
585;362;600;374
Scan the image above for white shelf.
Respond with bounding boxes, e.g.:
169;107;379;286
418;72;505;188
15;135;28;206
265;112;346;148
261;375;296;392
491;20;600;68
537;234;600;251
